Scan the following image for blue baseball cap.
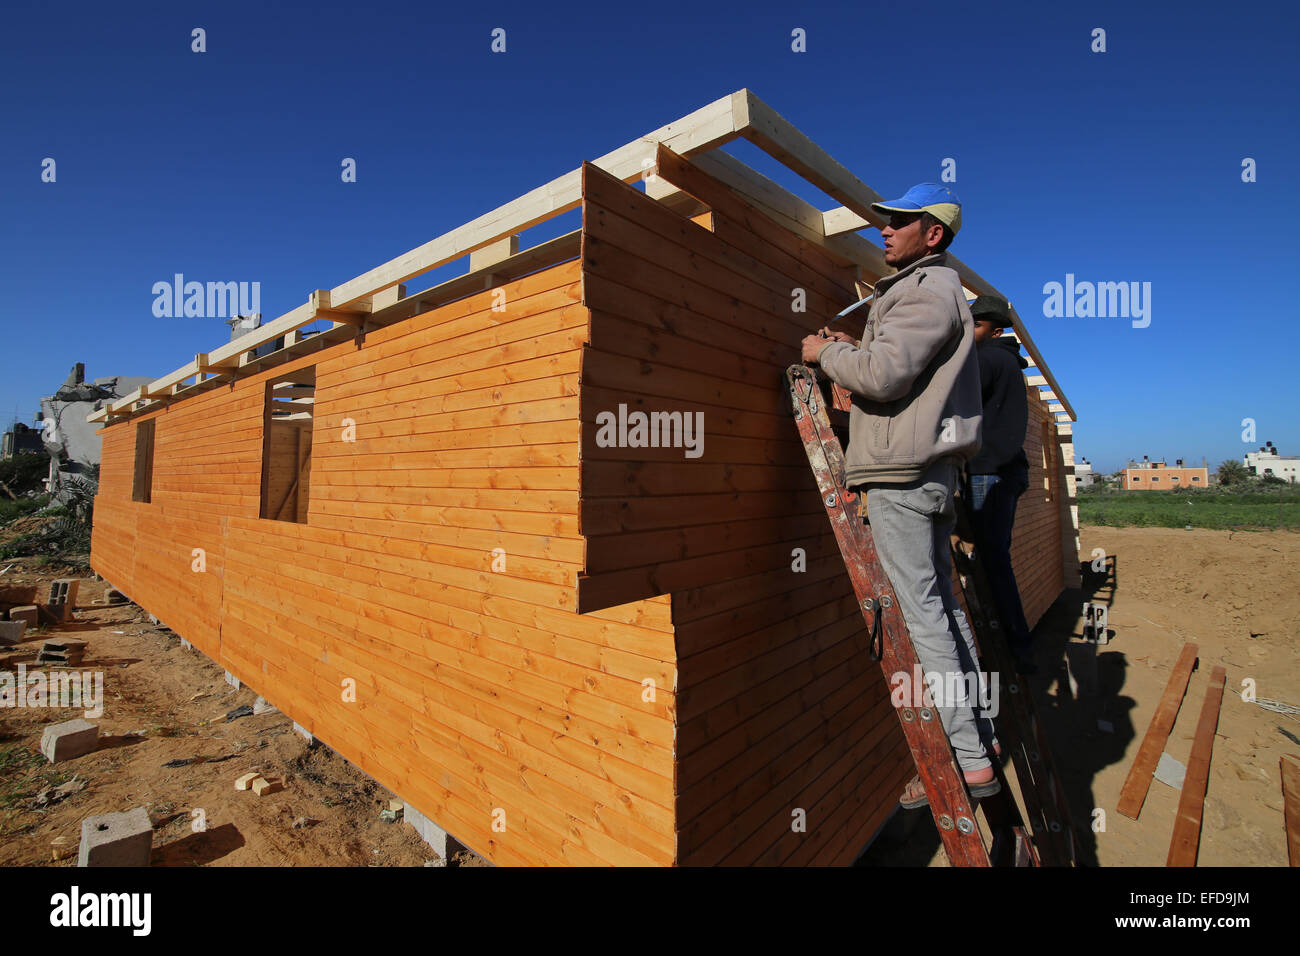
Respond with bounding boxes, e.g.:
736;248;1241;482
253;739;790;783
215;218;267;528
871;183;962;235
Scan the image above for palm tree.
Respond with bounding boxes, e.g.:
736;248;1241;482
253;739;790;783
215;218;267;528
1217;459;1250;486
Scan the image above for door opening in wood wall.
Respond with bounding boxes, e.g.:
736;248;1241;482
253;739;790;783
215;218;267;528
132;419;155;503
260;367;315;522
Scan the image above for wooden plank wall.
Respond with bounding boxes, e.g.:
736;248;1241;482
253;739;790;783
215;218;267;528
579;159;913;865
91;260;684;867
1014;390;1067;628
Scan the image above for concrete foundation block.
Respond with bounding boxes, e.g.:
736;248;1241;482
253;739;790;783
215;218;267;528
78;807;153;867
41;718;100;762
293;722;316;746
253;696;278;715
104;588;127;605
0;620;27;645
8;605;39;628
179;637;192;650
405;804;469;862
223;670;241;690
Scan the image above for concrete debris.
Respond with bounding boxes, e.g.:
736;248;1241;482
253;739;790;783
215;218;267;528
35;774;87;808
0;620;27;645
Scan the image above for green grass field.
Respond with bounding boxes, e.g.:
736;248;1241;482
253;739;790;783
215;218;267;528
1077;484;1300;530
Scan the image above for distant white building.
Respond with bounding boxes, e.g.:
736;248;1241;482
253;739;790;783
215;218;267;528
1075;457;1095;487
1244;443;1300;483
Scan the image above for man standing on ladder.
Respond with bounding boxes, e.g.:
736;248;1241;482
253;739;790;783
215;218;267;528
800;184;1001;808
966;295;1037;676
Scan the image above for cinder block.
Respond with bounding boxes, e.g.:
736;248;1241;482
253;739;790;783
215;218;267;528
234;772;263;791
41;718;99;762
405;803;470;862
0;620;26;645
8;605;38;628
223;670;241;690
48;578;81;608
78;807;153;867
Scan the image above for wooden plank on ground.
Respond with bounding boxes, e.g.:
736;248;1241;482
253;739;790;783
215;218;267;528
1167;665;1226;867
1118;643;1199;819
1281;754;1300;866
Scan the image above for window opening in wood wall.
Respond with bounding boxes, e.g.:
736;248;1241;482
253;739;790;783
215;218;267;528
260;367;315;522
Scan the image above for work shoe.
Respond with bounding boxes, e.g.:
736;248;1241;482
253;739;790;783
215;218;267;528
898;771;1002;810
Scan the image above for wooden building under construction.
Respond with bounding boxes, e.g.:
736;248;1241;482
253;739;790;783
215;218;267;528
89;90;1080;866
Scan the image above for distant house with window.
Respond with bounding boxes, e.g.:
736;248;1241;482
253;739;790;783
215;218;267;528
1121;456;1209;490
1244;443;1300;483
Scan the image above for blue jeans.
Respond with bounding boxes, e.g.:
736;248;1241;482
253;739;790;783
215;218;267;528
965;468;1033;663
866;461;998;772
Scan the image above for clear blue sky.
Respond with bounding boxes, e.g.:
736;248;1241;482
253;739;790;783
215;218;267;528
3;0;1297;474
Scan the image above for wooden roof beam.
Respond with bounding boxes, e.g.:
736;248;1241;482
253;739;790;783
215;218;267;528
733;89;1075;421
324;91;746;311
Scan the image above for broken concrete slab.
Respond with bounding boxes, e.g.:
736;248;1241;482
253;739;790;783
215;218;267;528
78;807;153;867
41;718;99;763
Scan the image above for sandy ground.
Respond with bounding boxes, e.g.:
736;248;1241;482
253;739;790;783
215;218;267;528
0;565;486;867
865;524;1300;866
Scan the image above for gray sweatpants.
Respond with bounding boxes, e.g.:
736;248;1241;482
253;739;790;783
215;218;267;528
864;461;997;772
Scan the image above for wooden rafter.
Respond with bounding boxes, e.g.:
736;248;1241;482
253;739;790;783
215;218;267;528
89;88;1074;426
